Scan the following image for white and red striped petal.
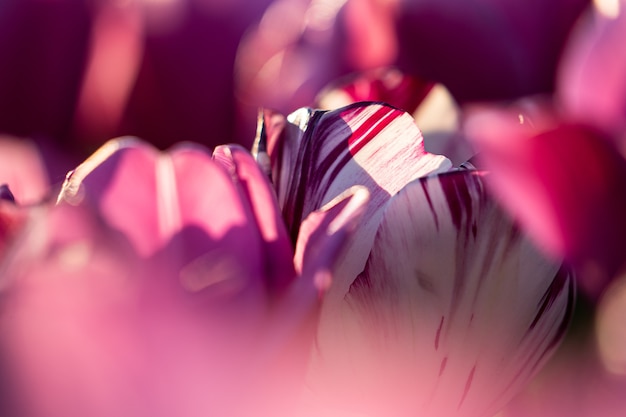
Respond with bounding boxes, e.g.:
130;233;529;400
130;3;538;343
256;102;452;300
308;171;574;417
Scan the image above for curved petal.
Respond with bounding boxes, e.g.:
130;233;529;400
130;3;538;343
212;144;296;294
315;68;433;115
558;1;626;139
394;0;590;103
309;171;574;417
257;102;452;300
0;203;299;417
57;138;274;304
257;102;452;237
465;106;626;295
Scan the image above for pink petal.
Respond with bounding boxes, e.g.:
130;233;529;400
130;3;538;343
0;136;49;204
212;144;296;294
0;198;28;263
465;106;626;295
309;171;573;417
558;1;626;139
57;138;273;304
316;68;433;115
294;185;370;293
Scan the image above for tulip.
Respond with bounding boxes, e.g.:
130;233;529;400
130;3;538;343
0;138;368;417
0;135;52;263
464;1;626;297
0;0;273;158
255;102;574;416
235;0;590;114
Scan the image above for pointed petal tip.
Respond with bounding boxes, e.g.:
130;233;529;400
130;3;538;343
321;186;370;236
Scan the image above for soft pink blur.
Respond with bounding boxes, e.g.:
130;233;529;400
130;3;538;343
0;139;368;417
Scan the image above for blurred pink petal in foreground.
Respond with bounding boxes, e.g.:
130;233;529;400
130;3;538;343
0;136;50;261
315;68;433;114
256;102;573;416
0;136;49;205
559;0;626;140
0;139;368;417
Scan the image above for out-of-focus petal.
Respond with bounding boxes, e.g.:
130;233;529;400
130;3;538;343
0;0;92;141
558;0;626;141
257;102;452;238
0;198;28;264
465;106;626;296
316;68;433;114
308;171;574;417
0;136;50;204
119;0;273;149
394;0;590;103
0;202;279;417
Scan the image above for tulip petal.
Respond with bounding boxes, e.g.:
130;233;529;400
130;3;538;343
465;107;626;295
257;103;452;295
315;68;433;115
558;1;626;138
310;171;573;417
212;144;296;294
57;139;272;304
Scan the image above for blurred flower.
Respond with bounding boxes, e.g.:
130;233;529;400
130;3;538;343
393;0;590;103
0;138;368;417
236;0;590;114
255;102;574;416
0;135;51;262
0;0;273;159
464;1;626;297
558;0;626;140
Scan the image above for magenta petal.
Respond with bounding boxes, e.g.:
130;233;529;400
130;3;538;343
258;102;451;302
58;138;162;256
558;3;626;137
0;136;49;204
58;139;273;302
466;108;626;292
212;144;296;294
310;171;573;417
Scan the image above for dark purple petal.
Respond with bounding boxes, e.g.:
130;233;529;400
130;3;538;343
394;0;590;103
0;185;15;204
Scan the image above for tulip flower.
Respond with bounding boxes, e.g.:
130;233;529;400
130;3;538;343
236;0;590;114
464;1;626;297
0;0;273;158
255;102;574;416
0;138;368;417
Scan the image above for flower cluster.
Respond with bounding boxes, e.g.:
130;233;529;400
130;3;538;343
1;1;624;417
